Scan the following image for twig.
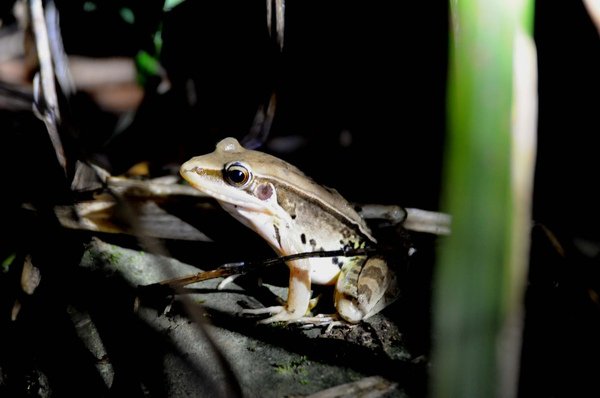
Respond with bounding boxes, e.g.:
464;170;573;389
29;0;66;173
267;0;285;50
140;246;378;292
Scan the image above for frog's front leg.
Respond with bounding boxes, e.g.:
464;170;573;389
335;256;396;323
243;261;312;324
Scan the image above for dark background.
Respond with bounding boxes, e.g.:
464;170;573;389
1;0;599;396
52;0;449;209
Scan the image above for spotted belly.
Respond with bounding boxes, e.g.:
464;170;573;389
295;229;366;285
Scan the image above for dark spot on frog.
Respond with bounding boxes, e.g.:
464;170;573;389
309;238;317;247
291;214;297;220
256;183;273;201
332;257;339;265
274;225;282;247
341;228;352;239
340;242;355;252
300;233;306;245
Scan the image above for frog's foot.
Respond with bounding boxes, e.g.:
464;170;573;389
292;314;349;332
241;307;351;332
240;306;318;324
241;305;302;323
257;307;308;324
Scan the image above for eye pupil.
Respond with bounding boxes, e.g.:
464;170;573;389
228;169;246;183
224;163;251;186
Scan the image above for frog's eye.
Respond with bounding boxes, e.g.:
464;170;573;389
224;162;252;188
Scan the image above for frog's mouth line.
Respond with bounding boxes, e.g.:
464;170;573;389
183;175;274;216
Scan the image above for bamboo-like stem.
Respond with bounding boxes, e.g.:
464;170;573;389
432;0;536;397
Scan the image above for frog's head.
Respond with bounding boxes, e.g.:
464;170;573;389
181;137;375;248
180;137;295;218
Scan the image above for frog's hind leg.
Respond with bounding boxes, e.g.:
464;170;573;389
334;256;397;323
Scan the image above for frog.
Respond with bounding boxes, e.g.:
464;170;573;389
179;137;398;324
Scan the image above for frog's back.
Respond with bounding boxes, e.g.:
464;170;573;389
213;138;375;242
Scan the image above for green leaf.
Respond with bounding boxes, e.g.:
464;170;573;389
83;2;96;12
2;253;16;273
164;0;186;11
120;7;135;24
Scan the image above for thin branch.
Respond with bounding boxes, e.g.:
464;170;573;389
139;246;378;292
29;0;66;173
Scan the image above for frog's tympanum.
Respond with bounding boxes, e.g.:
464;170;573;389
180;137;397;324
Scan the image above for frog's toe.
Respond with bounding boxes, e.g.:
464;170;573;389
292;314;349;331
217;275;240;290
240;305;283;317
256;308;308;324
